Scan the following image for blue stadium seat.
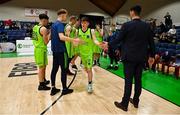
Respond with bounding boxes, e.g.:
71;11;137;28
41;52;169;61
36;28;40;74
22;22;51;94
176;50;180;55
176;45;180;50
159;48;167;54
161;43;169;48
168;44;176;49
167;49;176;56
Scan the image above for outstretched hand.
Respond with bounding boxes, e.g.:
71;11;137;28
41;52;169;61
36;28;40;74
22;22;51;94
73;38;85;46
100;41;108;50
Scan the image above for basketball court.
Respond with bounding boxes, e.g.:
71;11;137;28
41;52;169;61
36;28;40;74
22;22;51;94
0;56;179;114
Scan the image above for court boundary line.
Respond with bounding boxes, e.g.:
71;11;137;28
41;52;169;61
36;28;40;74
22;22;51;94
40;71;77;115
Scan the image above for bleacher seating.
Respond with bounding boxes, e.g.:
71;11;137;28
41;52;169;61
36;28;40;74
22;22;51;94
176;27;180;44
155;42;180;56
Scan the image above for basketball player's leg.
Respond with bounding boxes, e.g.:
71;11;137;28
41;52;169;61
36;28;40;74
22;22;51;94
43;66;50;85
82;55;93;93
94;53;101;65
38;66;50;91
70;55;78;69
35;48;50;91
85;67;93;93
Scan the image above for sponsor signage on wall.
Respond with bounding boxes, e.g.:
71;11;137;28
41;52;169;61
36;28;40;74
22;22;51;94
16;40;52;56
25;8;49;17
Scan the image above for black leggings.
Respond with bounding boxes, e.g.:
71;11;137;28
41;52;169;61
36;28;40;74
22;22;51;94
51;52;68;89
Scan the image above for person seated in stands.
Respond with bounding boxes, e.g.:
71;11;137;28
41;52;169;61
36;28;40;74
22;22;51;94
159;32;168;42
4;19;12;29
149;18;157;34
0;21;4;29
161;51;173;74
168;25;176;35
11;21;19;30
167;25;177;43
159;22;166;33
151;54;161;72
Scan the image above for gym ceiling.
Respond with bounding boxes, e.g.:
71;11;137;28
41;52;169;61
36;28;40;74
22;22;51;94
0;0;127;16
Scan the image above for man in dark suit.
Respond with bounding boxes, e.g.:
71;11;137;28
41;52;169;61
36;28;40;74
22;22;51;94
101;5;155;111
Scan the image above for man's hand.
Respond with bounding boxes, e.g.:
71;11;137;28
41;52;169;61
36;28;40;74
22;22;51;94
115;49;120;57
148;57;155;68
100;41;108;50
72;38;85;46
72;38;80;46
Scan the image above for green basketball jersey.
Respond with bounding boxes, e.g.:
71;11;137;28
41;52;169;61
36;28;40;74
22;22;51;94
78;28;94;54
65;24;77;58
32;25;47;50
95;29;103;42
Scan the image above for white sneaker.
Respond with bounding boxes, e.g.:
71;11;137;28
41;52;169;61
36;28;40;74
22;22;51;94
87;83;93;93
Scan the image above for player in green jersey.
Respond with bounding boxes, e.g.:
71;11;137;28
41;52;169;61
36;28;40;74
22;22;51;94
32;14;51;91
65;16;78;75
93;23;103;66
78;17;103;93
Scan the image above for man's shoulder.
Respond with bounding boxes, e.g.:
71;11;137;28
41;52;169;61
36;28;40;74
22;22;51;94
53;21;63;26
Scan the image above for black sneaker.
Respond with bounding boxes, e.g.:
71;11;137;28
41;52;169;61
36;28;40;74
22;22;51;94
72;65;78;70
62;88;73;95
114;65;119;70
107;65;113;69
50;87;60;96
129;98;139;108
114;101;128;111
44;79;50;85
38;85;51;91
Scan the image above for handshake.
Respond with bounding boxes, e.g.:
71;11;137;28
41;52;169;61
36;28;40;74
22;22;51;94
99;41;109;50
72;38;85;46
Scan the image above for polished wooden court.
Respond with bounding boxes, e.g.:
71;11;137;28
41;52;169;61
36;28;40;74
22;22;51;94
0;56;180;115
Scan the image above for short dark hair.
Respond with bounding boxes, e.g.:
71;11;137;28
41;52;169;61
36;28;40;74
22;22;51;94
70;15;77;21
130;5;142;16
57;9;68;15
81;17;89;22
39;14;49;20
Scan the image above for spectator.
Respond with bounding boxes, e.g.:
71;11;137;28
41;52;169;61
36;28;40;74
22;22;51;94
0;21;4;29
168;25;176;35
164;12;172;30
159;22;166;33
159;32;168;42
4;19;12;29
167;25;176;43
106;30;119;70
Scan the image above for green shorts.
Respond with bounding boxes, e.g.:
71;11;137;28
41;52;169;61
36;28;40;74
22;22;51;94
73;46;79;55
80;53;93;69
34;48;48;67
93;44;102;54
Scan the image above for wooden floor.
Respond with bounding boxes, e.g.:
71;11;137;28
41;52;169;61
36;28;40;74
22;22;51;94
0;56;180;115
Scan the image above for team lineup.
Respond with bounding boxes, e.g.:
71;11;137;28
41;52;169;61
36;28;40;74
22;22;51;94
32;5;156;111
32;9;105;96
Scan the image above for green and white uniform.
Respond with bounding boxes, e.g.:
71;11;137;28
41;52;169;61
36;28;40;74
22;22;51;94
93;29;103;53
65;24;78;58
32;25;48;67
78;28;94;69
